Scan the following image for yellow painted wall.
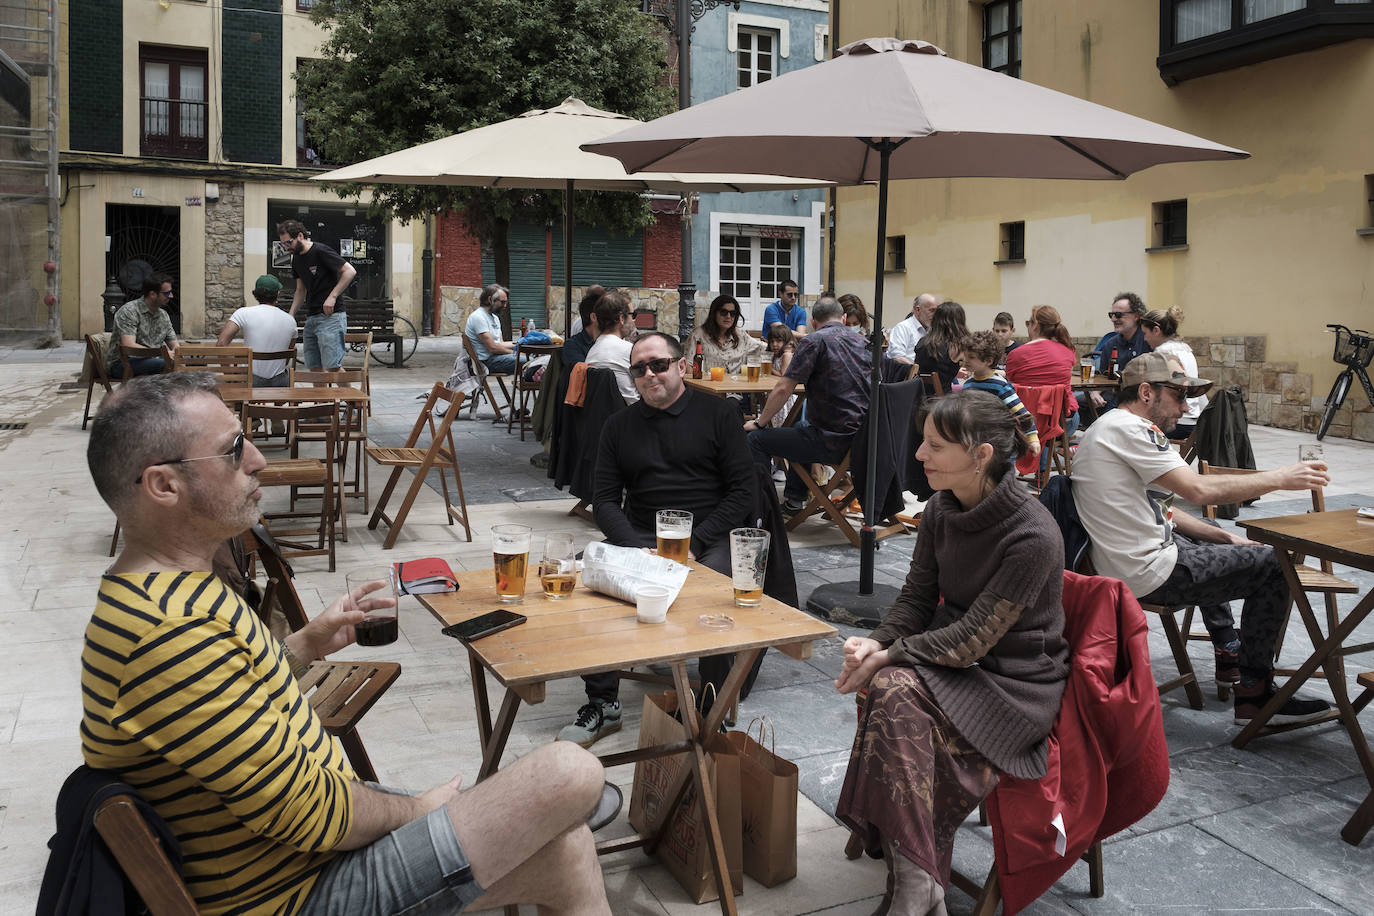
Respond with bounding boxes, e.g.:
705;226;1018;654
831;2;1374;394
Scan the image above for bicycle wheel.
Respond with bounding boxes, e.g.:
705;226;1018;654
369;315;420;367
1317;371;1351;440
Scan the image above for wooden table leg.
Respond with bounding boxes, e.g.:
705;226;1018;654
477;688;522;782
671;660;737;916
1342;788;1374;846
468;647;492;750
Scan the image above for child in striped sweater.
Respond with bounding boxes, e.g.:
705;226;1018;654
958;330;1041;459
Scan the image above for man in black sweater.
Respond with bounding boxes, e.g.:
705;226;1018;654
557;332;756;748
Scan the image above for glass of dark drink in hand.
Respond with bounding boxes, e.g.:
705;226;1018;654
346;566;399;646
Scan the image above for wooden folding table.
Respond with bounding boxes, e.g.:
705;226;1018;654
1238;509;1374;845
419;564;836;913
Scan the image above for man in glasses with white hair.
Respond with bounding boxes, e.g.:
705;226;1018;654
557;332;757;748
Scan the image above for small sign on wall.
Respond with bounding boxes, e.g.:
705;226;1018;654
185;197;203;207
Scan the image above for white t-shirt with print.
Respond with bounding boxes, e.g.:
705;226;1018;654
1072;407;1188;597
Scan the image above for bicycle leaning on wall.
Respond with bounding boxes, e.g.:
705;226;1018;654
1317;323;1374;440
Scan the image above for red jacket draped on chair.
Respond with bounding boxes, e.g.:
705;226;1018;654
985;571;1169;915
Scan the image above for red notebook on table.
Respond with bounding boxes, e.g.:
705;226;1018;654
393;557;459;596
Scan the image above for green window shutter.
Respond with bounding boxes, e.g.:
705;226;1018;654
481;219;548;329
551;225;644;288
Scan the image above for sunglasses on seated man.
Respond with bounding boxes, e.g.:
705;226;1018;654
628;357;678;379
136;432;245;483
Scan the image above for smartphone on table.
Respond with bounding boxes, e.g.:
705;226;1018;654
442;609;527;642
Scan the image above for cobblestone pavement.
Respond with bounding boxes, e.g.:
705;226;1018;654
1;336;1371;914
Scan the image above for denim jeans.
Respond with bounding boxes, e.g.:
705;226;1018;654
108;356;166;378
303;310;347;370
747;425;850;504
483;353;516;375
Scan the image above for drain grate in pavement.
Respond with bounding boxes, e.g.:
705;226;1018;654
0;422;27;430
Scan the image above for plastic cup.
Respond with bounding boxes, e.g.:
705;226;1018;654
539;532;577;599
346;566;399;646
655;509;693;563
636;585;670;624
1299;443;1324;463
491;524;531;603
729;527;770;607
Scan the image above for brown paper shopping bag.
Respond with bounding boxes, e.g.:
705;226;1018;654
727;717;799;886
628;691;743;903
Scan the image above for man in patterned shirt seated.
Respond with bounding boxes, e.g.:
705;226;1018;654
83;372;611;916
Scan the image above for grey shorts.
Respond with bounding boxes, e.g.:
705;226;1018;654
296;788;485;916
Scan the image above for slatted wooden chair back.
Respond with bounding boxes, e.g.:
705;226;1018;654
174;344;253;385
243;401;340;571
118;343;172;382
365;383;471;549
93;794;201;916
291;367;369;509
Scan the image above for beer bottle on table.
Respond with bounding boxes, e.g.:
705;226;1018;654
692;342;704;379
1107;347;1119;379
520;317;528;336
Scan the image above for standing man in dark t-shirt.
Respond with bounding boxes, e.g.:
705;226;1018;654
556;331;756;748
277;219;356;370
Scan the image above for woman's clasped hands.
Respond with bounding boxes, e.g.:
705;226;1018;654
834;636;891;694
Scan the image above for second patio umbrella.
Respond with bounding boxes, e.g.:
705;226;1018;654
315;97;827;336
585;37;1249;606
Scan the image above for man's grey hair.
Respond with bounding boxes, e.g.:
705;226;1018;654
811;295;843;323
88;372;222;513
915;293;939;310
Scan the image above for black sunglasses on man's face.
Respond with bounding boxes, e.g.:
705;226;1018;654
629;357;677;379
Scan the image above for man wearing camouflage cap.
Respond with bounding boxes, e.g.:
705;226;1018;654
1073;352;1333;727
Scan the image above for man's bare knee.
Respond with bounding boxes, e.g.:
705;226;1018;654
534;741;604;818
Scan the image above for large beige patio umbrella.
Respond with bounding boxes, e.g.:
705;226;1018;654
585;37;1249;602
314;97;828;335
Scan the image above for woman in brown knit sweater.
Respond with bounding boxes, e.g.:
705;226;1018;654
835;389;1070;916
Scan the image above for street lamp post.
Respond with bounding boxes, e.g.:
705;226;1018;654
642;0;740;339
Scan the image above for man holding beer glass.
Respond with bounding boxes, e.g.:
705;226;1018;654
555;332;757;748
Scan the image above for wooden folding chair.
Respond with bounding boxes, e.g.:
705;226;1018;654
919;371;944;397
463;334;511;423
82;334;117;430
1014;384;1073;491
93;793;201;916
248;347;298;384
291;367;370;512
366;383;472;549
172;343;253;385
1178;462;1360;686
244;401;341;571
250;526;400;782
508;345;545;440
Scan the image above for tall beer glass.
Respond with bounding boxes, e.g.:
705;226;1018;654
491;524;531;603
655;510;693;563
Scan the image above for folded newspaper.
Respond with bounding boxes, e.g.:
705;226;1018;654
581;541;690;607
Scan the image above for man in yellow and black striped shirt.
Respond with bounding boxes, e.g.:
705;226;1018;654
82;373;610;916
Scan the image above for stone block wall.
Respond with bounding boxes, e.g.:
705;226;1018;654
203;181;245;333
1067;333;1373;442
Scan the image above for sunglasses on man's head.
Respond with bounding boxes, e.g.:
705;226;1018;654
628;357;677;379
135;432;245;484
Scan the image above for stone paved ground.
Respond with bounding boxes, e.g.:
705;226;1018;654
1;336;1371;915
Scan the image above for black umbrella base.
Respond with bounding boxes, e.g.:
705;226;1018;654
806;581;901;629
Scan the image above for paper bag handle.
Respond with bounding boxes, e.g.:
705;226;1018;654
746;716;776;758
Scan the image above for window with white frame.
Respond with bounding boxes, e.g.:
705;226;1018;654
737;27;777;89
140;44;207;160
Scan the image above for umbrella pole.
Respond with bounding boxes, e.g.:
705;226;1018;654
564;179;575;338
859;139;897;596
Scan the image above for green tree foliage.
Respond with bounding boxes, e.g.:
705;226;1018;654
298;0;674;285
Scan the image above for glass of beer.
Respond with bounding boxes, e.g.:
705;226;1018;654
539;533;577;599
345;566;399;646
761;354;773;376
729;527;770;607
1079;357;1094;382
655;509;693;563
491;524;531;603
745;354;761;382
